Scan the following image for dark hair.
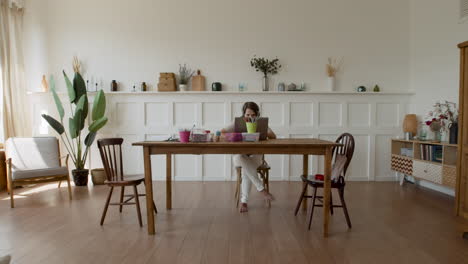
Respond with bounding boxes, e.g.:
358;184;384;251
242;102;260;117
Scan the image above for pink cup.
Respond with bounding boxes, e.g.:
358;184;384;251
179;131;191;143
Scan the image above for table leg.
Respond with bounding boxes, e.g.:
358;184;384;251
323;146;333;237
143;146;155;235
166;153;172;210
302;154;309;211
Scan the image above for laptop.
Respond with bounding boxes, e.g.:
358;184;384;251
234;117;269;140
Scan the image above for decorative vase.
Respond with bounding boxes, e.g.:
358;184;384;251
357;86;366;92
111;80;118;92
262;76;269;91
91;168;107;185
72;169;89;186
41;75;49;92
277;82;285;91
179;84;188;91
449;122;458;144
440;130;448;142
327;76;335;91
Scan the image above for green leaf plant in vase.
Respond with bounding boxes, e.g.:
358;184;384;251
42;57;108;186
250;56;281;92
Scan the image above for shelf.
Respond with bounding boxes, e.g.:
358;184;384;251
413;159;443;166
28;90;415;96
392;139;458;147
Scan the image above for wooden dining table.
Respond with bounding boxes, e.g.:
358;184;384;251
132;138;341;237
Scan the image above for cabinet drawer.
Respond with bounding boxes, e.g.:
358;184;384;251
442;166;456;188
391;155;413;175
413;160;442;184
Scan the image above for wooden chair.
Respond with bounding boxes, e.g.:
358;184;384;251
5;137;72;208
97;138;157;227
234;155;271;207
294;133;355;230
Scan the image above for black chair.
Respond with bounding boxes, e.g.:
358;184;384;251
294;133;355;230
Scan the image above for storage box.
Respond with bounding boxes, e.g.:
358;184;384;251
242;132;260;142
157;72;176;92
191;133;212;142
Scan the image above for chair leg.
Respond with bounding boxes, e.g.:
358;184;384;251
100;187;114;226
133;185;143;227
294;182;308;216
119;186;125;213
9;182;14;208
58;181;62;188
308;187;318;230
153;200;158;214
265;170;270;208
339;188;352;228
235;167;241;208
66;176;72;200
330;191;334;215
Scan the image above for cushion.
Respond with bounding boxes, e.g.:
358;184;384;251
6;137;60;171
11;166;68;180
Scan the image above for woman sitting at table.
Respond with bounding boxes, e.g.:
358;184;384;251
221;102;276;213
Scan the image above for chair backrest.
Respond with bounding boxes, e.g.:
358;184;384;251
97;138;124;182
5;137;60;170
333;133;355;179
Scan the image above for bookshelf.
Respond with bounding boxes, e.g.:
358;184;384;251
391;139;458;188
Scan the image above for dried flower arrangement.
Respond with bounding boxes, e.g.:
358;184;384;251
326;57;343;77
424;101;458;132
72;56;81;74
178;64;194;85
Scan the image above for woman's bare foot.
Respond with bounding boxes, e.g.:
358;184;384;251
261;189;275;202
240;203;248;213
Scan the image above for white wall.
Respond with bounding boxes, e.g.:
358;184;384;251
409;0;468;195
409;0;468;115
24;0;410;93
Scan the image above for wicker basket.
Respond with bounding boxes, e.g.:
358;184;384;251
91;168;107;185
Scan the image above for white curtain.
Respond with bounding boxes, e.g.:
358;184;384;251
0;0;30;140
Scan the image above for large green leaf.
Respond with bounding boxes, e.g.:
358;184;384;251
73;72;87;104
50;76;64;122
63;71;75;103
42;114;65;134
84;132;97;147
69;117;78;139
92;90;106;121
75;95;88;120
74;109;85;131
88;116;108;132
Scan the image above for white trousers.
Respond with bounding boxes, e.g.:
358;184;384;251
233;154;265;203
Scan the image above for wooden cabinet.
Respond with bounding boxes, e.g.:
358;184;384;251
457;41;468;221
391;139;457;188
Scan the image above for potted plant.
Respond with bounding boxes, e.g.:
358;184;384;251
423;101;458;142
250;56;281;91
178;64;194;91
42;59;108;186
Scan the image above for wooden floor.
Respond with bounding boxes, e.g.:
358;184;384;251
0;181;467;264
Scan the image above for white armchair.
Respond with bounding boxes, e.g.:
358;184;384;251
5;137;72;208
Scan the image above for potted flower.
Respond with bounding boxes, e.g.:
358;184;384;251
423;101;458;142
178;64;194;91
250;56;281;91
41;58;108;186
